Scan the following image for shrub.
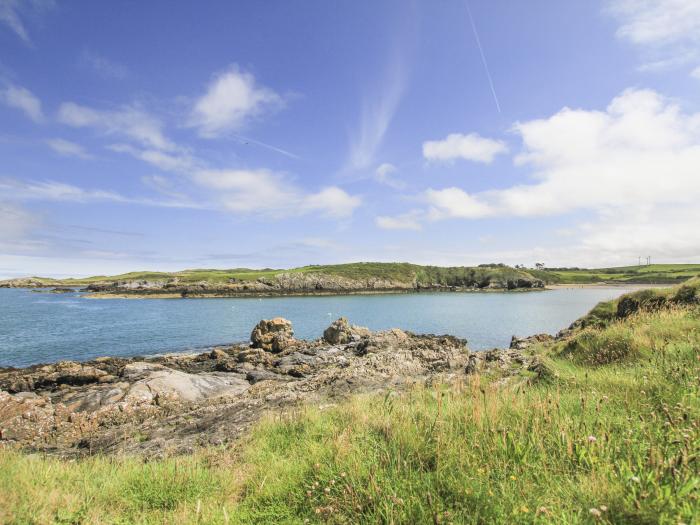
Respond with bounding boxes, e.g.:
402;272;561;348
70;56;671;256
562;325;641;365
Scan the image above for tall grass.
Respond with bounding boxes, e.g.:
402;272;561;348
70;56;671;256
1;307;698;524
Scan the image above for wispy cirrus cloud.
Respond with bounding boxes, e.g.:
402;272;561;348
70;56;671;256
46;138;92;159
57;102;175;151
1;84;43;122
79;50;129;80
193;169;361;219
0;0;54;44
0;178;203;209
346;59;406;173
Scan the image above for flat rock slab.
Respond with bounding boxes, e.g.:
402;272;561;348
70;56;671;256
123;363;250;404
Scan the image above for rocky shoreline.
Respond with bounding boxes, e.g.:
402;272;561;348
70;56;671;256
0;270;545;299
0;317;549;457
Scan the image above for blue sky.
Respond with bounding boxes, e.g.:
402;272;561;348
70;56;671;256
1;0;700;278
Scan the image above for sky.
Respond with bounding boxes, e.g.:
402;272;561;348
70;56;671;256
1;0;700;278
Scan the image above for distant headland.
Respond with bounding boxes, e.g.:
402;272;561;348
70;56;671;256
1;262;698;298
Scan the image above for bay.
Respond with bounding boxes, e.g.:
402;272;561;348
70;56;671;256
0;287;636;367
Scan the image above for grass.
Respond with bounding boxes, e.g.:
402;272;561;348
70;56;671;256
1;284;699;523
6;262;700;288
5;262;542;289
539;263;700;284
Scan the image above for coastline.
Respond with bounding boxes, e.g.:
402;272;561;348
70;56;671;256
545;282;670;290
79;286;546;300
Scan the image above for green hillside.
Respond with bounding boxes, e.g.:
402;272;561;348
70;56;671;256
532;263;700;284
7;262;539;287
4;262;699;288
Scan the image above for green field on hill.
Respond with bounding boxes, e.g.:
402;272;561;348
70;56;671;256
8;262;700;288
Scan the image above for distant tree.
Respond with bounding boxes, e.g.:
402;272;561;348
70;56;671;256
535;263;545;270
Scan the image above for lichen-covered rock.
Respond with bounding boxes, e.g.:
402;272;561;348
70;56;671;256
322;317;371;344
250;317;295;352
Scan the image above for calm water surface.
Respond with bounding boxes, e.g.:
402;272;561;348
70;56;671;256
0;287;635;367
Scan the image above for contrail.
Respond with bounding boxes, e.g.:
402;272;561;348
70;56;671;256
466;1;501;114
232;134;301;160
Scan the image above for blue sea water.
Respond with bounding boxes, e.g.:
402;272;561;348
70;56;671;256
0;287;636;368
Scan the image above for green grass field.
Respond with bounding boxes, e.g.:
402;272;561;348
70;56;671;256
10;262;539;288
1;281;698;523
10;261;700;288
535;263;700;284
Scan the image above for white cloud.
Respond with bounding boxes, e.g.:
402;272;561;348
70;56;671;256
375;211;422;231
0;0;29;42
425;187;493;219
0;178;201;209
346;61;405;172
1;85;43;122
189;65;282;138
193;169;360;219
0;0;53;44
302;187;361;219
610;0;700;46
58;102;174;151
46;138;91;159
423;133;507;164
608;0;700;74
374;162;405;189
390;88;700;261
0;202;37;240
79;50;128;80
692;65;700;80
108;143;197;173
424;89;700;218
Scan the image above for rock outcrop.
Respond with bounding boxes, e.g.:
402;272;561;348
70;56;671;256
322;317;371;344
0;319;471;455
250;317;295;352
73;270;544;297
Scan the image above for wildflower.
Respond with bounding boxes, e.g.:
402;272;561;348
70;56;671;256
324;487;331;494
510;475;517;481
599;505;608;512
588;435;597;443
340;472;347;478
630;476;640;483
520;505;529;513
537;506;549;515
315;508;322;514
306;490;312;497
590;508;602;518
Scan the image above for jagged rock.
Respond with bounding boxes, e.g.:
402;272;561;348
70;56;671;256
0;320;475;455
250;317;295;352
509;334;553;351
323;317;371;344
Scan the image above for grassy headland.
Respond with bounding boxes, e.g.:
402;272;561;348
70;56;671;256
0;263;547;297
3;263;699;299
1;280;698;523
